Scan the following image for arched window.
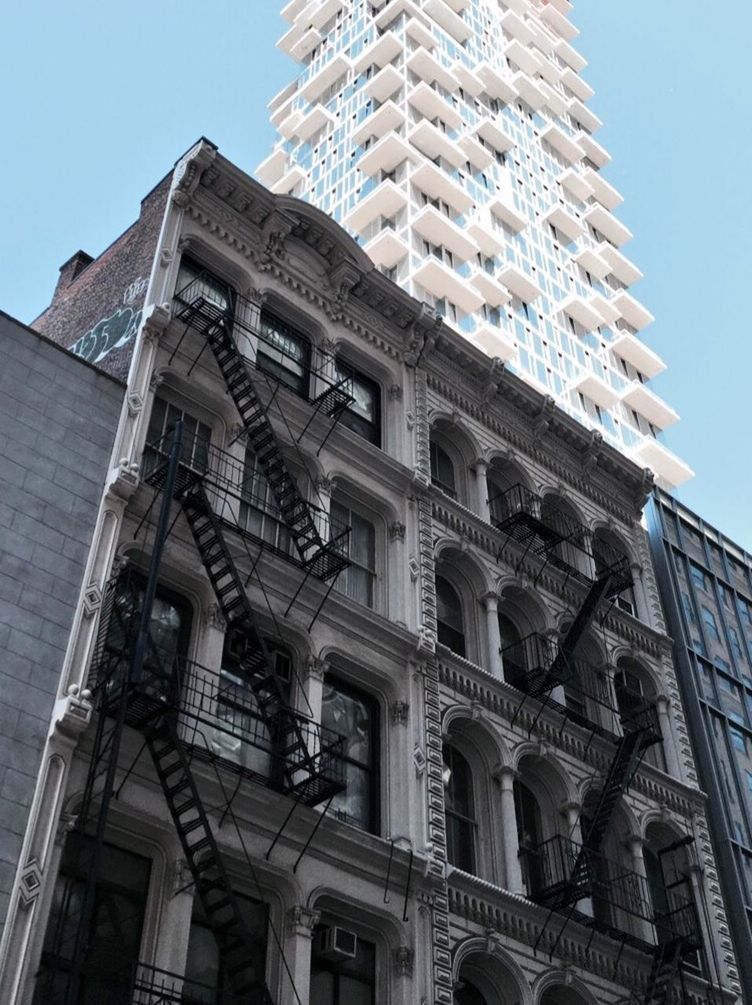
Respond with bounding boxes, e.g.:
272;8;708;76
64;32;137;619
176;255;233;315
615;660;665;770
430;438;457;498
514;780;545;896
580;789;614;928
593;530;636;616
540;495;588;579
436;576;466;656
498;613;524;682
455;977;488;1005
443;744;476;873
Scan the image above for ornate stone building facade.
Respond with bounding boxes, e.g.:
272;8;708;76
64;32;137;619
0;141;739;1004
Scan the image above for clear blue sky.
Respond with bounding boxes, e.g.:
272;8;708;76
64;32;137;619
1;2;749;548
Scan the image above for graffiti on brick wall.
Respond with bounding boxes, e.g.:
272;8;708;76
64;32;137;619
69;276;149;364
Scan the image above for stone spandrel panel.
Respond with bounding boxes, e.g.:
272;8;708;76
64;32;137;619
33;174;172;381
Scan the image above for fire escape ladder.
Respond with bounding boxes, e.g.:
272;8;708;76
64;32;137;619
643;938;684;1005
203;317;338;579
580;729;645;858
550;568;616;678
179;482;318;793
146;718;274;1005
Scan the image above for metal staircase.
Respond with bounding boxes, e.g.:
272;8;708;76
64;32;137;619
173;279;347;580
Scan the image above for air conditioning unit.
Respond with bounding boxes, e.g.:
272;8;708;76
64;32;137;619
314;926;358;962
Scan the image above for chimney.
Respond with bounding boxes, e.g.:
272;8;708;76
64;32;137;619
53;250;94;297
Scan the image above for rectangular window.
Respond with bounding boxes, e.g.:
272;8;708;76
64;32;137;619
730;726;747;753
333;360;381;446
701;606;721;642
238;447;294;557
145;397;211;474
184;893;268;1002
257;309;311;397
35;840;151;1004
322;675;379;833
311;927;376;1005
176;256;233;315
690;562;709;592
330;501;375;608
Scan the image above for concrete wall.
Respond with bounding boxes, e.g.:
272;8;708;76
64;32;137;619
0;312;123;939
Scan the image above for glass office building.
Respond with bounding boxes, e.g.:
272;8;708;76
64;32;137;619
258;0;692;488
648;490;752;991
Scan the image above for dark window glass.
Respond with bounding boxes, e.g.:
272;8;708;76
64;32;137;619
310;928;376;1005
701;606;721;642
430;439;456;498
145;397;211;473
443;744;476;873
514;781;545;897
334;359;381;446
34;840;151;1005
257;310;311;397
456;977;488;1005
184;894;268;1003
238;447;293;557
436;576;465;656
322;676;379;833
331;500;375;608
176;257;233;315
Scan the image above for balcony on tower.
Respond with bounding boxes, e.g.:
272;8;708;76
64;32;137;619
570;371;620;410
574;245;612;280
278;23;322;62
560;167;594;203
451;62;486;98
474;61;518;104
544;204;585;243
412;205;480;263
407;48;461;92
541;122;585;165
364;227;409;271
471;323;516;361
499;264;542;302
295;0;346;29
364;64;402;103
537;80;569;116
358;134;415;177
292;105;336;144
475;116;515;154
578;132;611;168
568;97;602;135
556;38;587;72
561;65;594;102
343;180;407;234
610;331;665;379
411;160;474;213
501;9;537;45
271;165;307;196
300;53;352;103
559;293;603;331
412;258;484;315
585;204;632;247
408;81;463;129
353;29;402;74
409;119;467;168
611;290;654;331
458;133;494;171
540;2;579;41
352;100;405;146
598;244;642;286
582;167;623;210
513;73;547;112
469;268;511;307
423;0;472;43
621;383;679;431
467;208;505;256
256;148;287;187
630;439;693;489
505;39;543;76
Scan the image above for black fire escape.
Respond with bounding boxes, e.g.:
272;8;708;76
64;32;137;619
491;484;702;1003
39;276;354;1004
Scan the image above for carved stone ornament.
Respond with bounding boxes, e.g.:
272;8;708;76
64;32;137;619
204;603;225;632
19;860;43;906
82;584;102;618
159;248;173;269
54;811;77;848
391;700;409;726
107;462;140;502
389;522;406;542
533;395;555;441
172;140;217;208
141;302;171;342
127;392;143;417
315;475;333;495
149;369;166;392
172;859;192;897
408;557;420;583
306;656;329;683
417;626;436;654
53;684;94;743
413;746;426;777
287;905;320;937
388;383;403;401
393;946;414;978
481;357;505;405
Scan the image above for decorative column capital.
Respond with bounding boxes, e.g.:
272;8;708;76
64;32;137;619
481;591;499;612
391;700;410;726
315;475;333;495
287;905;320;938
393;946;414;977
492;763;517;787
388;383;403;401
389;521;406;542
306;656;329;683
204;603;226;632
473;457;489;474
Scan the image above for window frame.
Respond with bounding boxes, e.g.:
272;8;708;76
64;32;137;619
330;497;377;610
257;308;312;399
333;357;382;447
435;575;466;657
321;673;381;835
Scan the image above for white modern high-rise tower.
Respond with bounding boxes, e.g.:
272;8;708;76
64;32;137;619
257;0;691;489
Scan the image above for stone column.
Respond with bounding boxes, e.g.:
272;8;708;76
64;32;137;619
656;696;680;778
388;384;404;461
482;593;503;679
496;766;524;895
304;657;328;723
283;905;320;1005
631;561;648;622
389;700;411;844
628;835;657;943
473;458;491;523
389;522;408;627
313;475;333;542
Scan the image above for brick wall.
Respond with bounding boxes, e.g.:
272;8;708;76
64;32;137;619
0;313;124;937
33;174;171;381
